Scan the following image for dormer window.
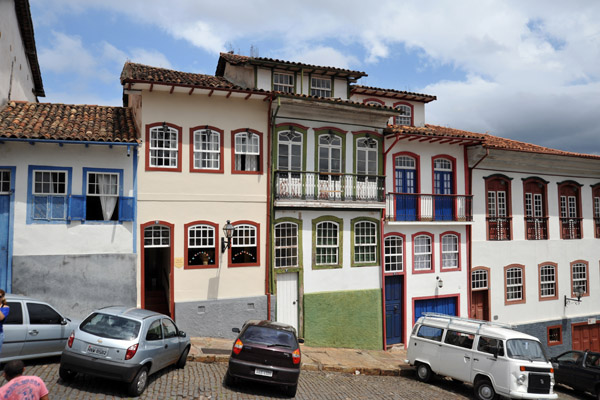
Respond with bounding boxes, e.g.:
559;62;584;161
311;76;331;97
394;104;412;125
274;72;294;93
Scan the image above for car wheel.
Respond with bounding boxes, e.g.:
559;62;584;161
59;365;77;382
176;346;190;369
284;383;297;397
416;363;433;383
224;369;235;387
474;378;497;400
128;366;149;397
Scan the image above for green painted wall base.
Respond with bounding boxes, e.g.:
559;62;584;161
304;289;382;350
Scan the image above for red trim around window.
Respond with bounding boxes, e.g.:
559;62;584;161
184;220;219;269
228;220;260;267
411;232;435;274
432;155;457;220
383;232;406;276
362;98;385;105
570;260;590;298
392;101;414;126
231;128;264;175
547;325;563;346
522;177;549;240
504;264;526;305
591;184;600;238
392;151;421;193
145;122;182;172
439;231;461;271
189;126;224;174
485;174;513;241
140;220;174;317
538;262;558;301
557;180;583;239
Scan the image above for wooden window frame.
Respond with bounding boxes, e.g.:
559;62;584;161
189;125;224;173
504;264;526;305
538;262;558;301
184;221;219;269
145;122;182;172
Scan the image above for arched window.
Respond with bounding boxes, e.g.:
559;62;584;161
230;222;259;266
274;222;299;268
504;264;525;304
147;123;180;170
353;220;377;264
394;104;412;126
413;233;433;272
523;178;548;240
185;222;217;268
316;221;339;266
571;261;589;297
557;181;582;239
191;127;222;172
441;233;459;270
233;130;261;173
539;263;557;300
485;175;512;240
471;269;488;290
384;235;403;273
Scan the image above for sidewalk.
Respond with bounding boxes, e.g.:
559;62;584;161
188;337;414;377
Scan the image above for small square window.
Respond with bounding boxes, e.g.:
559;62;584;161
548;326;562;346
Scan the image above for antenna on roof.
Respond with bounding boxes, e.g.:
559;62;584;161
250;45;259;58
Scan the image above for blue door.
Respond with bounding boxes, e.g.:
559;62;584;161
0;193;9;291
414;297;457;322
395;169;417;221
385;275;403;345
434;170;454;221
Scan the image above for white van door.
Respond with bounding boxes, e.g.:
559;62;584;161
472;336;510;394
438;329;474;382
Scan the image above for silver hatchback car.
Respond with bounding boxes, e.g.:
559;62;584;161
59;306;190;397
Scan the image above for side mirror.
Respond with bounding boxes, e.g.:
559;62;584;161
178;331;187;338
232;327;240;334
298;338;305;344
549;357;557;363
61;318;68;326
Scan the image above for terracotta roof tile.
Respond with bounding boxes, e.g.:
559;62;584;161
389;124;486;140
0;102;138;143
216;52;367;79
121;62;244;90
352;85;436;103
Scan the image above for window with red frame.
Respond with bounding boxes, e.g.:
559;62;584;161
547;326;562;346
593;185;600;238
384;235;403;273
558;182;582;239
441;234;459;269
394;104;412;126
571;261;588;296
149;125;179;169
505;265;525;304
523;178;548;240
413;234;432;271
231;223;258;265
187;224;216;267
539;264;557;299
486;176;511;240
234;131;260;172
192;128;221;171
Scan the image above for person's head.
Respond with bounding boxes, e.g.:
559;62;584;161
0;289;5;306
3;360;25;381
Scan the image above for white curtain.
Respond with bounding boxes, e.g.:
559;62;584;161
98;174;118;221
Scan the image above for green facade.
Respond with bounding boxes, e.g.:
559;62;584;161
303;289;382;349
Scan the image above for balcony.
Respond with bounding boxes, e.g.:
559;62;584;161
560;218;582;239
274;171;385;205
385;193;473;222
595;218;600;238
525;217;548;240
487;217;511;240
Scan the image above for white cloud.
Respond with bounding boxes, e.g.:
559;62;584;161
39;31;97;75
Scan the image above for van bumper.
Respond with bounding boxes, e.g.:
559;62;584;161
507;391;557;399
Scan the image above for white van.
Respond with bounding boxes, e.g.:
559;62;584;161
406;313;557;400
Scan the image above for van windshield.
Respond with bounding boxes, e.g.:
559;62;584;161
506;339;547;362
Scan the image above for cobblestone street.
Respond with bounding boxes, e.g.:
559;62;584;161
1;358;592;400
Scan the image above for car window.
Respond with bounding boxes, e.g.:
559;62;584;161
162;319;177;339
146;319;163;341
240;326;297;347
584;353;599;367
80;313;141;340
416;325;443;342
4;302;23;325
477;336;505;356
27;303;62;324
556;351;582;364
444;329;474;349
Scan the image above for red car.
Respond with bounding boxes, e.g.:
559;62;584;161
225;320;304;397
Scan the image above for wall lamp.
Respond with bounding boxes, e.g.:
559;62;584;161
221;220;235;253
162;121;169;135
436;276;444;289
565;286;584;306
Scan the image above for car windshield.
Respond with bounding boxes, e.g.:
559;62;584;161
80;313;141;341
240;326;296;348
506;339;547;362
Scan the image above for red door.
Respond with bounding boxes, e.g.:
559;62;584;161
572;323;600;351
471;290;489;321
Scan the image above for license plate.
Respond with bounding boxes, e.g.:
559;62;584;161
87;344;108;356
255;368;273;377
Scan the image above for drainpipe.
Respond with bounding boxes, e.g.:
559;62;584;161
266;95;275;320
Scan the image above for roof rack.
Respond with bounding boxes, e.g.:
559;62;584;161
421;313;513;333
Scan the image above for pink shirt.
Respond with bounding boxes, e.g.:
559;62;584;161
0;376;49;400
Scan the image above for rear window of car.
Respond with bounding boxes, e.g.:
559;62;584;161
241;326;297;348
80;313;141;341
416;325;443;342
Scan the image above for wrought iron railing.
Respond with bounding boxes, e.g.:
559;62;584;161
274;171;385;202
487;217;511;240
560;218;582;239
385;193;473;222
525;217;548;240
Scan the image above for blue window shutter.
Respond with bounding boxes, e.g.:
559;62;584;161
33;196;48;220
119;196;134;221
51;196;67;220
69;195;85;221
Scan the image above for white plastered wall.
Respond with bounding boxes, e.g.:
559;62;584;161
2;141;135;255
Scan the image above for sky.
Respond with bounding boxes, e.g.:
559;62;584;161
29;0;600;155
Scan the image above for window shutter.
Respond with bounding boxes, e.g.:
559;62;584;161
68;195;85;221
33;196;48;220
51;196;67;220
119;196;134;221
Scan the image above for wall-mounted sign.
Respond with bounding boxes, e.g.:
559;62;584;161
174;257;184;269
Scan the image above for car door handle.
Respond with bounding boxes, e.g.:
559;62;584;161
28;330;39;336
464;356;471;361
473;358;479;362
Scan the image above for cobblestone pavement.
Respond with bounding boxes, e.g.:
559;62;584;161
1;357;593;400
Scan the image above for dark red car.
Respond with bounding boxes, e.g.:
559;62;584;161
225;320;304;397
